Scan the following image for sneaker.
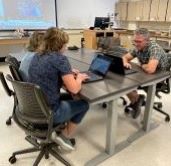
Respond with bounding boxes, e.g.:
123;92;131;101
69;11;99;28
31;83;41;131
131;94;145;119
124;103;135;114
51;132;75;151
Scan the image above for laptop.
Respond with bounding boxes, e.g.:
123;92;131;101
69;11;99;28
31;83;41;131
82;54;112;83
107;55;137;75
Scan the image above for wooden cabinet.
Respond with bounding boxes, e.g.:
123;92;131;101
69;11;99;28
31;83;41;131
158;0;168;21
150;0;168;21
166;0;171;21
115;2;127;21
127;1;144;21
83;29;117;49
142;0;151;21
127;2;136;21
149;0;159;21
117;0;169;22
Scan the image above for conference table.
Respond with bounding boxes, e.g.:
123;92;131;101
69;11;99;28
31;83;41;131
65;48;170;166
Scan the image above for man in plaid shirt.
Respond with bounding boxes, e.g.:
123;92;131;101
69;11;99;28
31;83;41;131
122;28;170;119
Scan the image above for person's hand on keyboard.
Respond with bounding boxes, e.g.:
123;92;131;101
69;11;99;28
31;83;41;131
123;62;132;69
72;68;80;74
76;73;90;82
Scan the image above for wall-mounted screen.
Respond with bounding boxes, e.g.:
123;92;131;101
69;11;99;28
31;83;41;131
0;0;57;30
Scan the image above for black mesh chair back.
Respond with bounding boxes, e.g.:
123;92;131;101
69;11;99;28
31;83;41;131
6;74;50;125
156;54;171;95
5;55;22;81
150;53;171;122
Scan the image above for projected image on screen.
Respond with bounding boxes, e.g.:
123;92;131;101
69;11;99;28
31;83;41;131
0;0;4;17
0;0;56;30
18;1;41;17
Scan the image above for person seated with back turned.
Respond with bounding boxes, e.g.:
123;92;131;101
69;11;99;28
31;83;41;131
28;27;89;151
122;28;170;119
19;31;45;81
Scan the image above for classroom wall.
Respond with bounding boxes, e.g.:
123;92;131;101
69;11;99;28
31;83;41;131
0;0;118;58
57;0;117;29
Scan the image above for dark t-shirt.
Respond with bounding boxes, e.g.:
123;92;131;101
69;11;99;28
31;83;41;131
28;52;72;112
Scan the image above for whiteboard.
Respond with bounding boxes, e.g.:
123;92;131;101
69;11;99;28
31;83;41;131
57;0;116;29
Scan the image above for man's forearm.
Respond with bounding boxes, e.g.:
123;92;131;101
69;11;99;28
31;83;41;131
141;64;155;74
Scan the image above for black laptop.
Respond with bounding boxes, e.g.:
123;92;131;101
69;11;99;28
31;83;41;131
83;54;112;83
108;55;137;75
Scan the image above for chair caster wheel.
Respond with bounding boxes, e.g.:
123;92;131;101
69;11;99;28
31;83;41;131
102;103;107;109
165;116;170;122
9;156;16;164
6;118;12;125
45;153;49;159
157;103;162;109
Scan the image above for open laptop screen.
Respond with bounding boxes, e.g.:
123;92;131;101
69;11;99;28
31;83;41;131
89;55;112;76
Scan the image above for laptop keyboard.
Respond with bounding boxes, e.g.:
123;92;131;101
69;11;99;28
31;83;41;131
84;71;99;78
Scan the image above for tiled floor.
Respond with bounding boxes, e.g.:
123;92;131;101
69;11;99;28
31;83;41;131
0;63;171;166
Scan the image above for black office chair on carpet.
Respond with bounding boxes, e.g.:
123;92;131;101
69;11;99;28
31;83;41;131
4;55;22;125
6;74;71;166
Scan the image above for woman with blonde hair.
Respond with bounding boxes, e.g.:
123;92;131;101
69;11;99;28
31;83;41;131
19;31;44;81
28;27;89;151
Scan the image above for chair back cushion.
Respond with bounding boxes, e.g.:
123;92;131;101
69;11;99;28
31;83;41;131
7;75;51;125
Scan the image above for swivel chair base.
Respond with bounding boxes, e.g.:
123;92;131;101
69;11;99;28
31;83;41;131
9;137;71;166
6;116;12;125
153;102;170;122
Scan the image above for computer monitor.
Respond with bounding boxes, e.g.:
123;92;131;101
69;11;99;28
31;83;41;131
94;17;110;30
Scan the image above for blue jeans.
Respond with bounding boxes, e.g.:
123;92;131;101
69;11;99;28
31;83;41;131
53;94;89;124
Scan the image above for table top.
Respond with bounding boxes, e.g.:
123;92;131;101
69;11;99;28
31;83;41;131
125;63;170;86
68;57;139;103
66;48;171;102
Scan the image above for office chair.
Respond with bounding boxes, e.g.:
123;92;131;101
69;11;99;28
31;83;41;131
153;78;170;122
4;55;22;125
146;54;171;122
6;74;71;166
